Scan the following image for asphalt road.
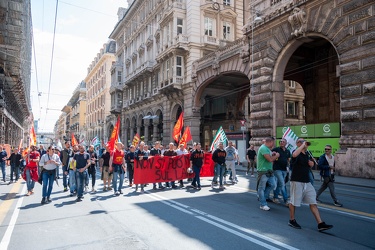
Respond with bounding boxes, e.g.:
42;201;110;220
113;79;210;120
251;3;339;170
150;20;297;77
0;170;374;250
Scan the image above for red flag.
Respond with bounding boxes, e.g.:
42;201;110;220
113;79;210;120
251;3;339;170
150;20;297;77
179;126;192;148
172;112;184;142
107;116;121;152
29;125;37;146
132;133;141;147
71;132;78;146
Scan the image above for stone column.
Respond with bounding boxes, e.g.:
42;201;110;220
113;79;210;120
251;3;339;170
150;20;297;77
144;120;149;143
298;101;303;120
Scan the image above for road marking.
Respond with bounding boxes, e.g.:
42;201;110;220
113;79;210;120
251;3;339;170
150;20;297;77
226;185;375;221
0;183;26;249
146;192;298;250
0;181;22;226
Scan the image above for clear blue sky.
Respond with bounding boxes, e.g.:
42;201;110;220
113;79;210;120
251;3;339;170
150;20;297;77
31;0;127;133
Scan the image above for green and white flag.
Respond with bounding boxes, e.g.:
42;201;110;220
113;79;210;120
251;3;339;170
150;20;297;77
282;127;299;153
210;126;228;152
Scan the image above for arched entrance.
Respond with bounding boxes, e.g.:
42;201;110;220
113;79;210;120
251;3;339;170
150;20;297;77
273;35;341;158
195;72;250;151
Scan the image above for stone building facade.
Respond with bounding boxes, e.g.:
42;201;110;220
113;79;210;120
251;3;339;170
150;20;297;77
108;0;245;146
85;42;116;144
0;0;32;147
192;0;375;178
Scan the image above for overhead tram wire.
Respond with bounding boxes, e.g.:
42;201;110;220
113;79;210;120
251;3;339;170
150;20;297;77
43;0;59;131
31;18;42;120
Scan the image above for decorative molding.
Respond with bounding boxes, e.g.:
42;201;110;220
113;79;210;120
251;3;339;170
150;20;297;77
288;7;307;37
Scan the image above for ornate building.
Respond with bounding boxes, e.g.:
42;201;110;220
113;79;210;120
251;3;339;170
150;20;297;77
0;0;32;147
61;82;87;145
107;0;375;178
85;42;116;144
108;0;245;146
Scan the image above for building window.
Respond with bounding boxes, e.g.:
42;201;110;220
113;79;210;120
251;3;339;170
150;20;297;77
117;71;122;84
166;59;170;80
223;0;230;6
204;17;213;36
289;80;296;89
177;18;183;34
223;22;231;40
176;56;182;77
286;101;297;117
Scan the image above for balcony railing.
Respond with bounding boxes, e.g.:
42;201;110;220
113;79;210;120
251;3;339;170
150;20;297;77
203;35;219;45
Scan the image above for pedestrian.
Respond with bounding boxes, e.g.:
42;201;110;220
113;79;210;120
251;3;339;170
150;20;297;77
61;141;74;192
110;142;126;196
288;139;333;231
211;142;227;190
257;137;279;211
126;145;135;187
163;142;178;188
190;143;204;190
150;141;165;190
225;141;238;184
8;148;22;183
54;147;61;179
176;144;188;188
39;146;61;204
87;145;98;193
99;146;113;191
135;142;148;193
23;145;40;196
0;145;8;182
246;144;256;177
272;139;291;205
72;144;90;202
316;145;343;207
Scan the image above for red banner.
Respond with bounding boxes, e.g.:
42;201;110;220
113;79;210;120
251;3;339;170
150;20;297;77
133;153;216;184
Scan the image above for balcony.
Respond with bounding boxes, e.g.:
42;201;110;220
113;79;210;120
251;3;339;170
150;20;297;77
136;96;142;102
159;76;183;92
144;92;151;99
152;88;158;96
129;99;135;105
203;35;219;46
110;104;122;114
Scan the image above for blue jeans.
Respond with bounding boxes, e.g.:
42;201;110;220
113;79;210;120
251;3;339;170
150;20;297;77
273;170;288;201
25;169;35;191
258;174;276;206
191;165;201;188
42;170;55;198
112;164;124;192
212;163;226;186
0;161;5;181
62;165;68;188
10;164;19;181
69;169;76;194
75;171;85;198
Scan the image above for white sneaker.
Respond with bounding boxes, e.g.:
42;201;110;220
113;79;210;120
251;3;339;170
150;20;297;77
260;205;270;211
272;198;280;204
84;186;88;192
251;174;255;177
91;188;96;193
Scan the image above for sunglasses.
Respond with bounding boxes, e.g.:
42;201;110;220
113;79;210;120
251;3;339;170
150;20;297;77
325;148;331;151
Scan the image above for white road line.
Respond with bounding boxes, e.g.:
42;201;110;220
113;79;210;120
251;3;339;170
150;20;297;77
197;216;281;250
145;191;298;250
0;184;27;250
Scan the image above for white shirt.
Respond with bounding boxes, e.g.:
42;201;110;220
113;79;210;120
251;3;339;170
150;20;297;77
40;153;61;170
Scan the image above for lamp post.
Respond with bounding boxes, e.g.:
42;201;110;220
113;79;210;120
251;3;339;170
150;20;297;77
250;11;262;128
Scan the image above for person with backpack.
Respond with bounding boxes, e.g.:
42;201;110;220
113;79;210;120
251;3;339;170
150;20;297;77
316;144;343;207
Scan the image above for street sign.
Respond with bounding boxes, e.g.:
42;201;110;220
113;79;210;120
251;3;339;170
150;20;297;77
240;126;247;131
240;120;246;126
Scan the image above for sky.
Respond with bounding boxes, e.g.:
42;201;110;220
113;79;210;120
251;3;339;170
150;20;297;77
30;0;128;133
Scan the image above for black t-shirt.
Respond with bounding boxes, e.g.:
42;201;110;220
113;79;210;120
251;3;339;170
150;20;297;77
73;152;90;169
212;148;226;164
272;147;291;171
150;148;162;156
290;152;310;183
247;149;256;160
190;150;204;167
101;152;110;167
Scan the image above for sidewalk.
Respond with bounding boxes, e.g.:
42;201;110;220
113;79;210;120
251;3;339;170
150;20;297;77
235;164;375;188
